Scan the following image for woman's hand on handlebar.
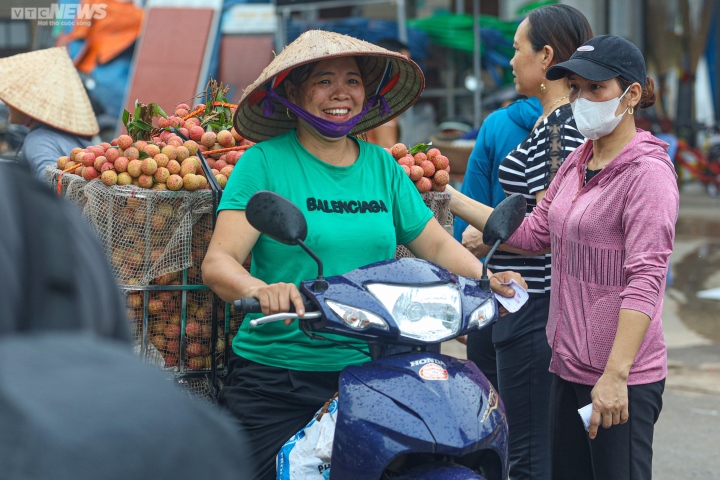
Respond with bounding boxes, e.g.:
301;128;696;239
249;282;306;325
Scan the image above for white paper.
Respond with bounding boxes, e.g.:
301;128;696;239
494;279;529;313
578;403;593;431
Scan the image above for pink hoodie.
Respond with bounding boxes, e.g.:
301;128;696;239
506;129;679;386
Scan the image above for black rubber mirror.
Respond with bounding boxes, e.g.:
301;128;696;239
246;191;307;245
483;193;527;245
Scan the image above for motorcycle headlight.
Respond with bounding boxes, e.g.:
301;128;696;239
326;299;389;330
366;283;462;342
469;298;496;330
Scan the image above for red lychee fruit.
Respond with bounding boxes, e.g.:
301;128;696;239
415;176;432;193
420;160;436;177
409;165;424;181
426;148;441;161
188;125;205;142
138;174;154;189
183;174;200;191
153;167;170;184
220;165;233;179
398;155;414;168
401;164;411;176
390;143;408;159
141;157;158;175
185;322;202;338
104;148;120;163
143;144;161;157
432;154;449;171
114;156;129;173
153;153;169;168
214;173;227;189
166;174;183;191
80;152;96;168
127;159;143;178
124;147;140;160
200;131;217;148
101;170;117;186
161;145;177;160
180;163;196;177
82;166;99;181
413;152;427;165
117;172;132;185
166;159;181;175
93;156;106;172
230;127;244;142
175;146;190;162
433;169;450;186
57;156;69;169
217;130;235;148
164;324;181;339
183;140;199;156
117;135;133;150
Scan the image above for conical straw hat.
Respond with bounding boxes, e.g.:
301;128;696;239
234;30;425;142
0;47;99;136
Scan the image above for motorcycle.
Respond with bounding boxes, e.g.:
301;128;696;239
235;190;527;480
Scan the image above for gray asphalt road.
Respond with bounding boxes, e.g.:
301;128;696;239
653;387;720;479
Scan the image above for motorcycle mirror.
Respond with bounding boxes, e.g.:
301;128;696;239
483;193;527;245
246;191;308;245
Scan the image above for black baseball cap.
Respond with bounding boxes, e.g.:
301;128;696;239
546;35;646;87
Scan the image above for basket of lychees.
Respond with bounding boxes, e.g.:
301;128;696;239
386;142;451;193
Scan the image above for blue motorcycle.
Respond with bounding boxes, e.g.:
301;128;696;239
236;191;526;480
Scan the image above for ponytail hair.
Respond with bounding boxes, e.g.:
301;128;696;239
617;75;656;109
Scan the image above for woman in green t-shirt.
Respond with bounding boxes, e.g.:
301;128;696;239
201;30;525;480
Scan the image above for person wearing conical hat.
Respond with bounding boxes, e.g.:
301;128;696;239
201;30;526;480
0;47;98;180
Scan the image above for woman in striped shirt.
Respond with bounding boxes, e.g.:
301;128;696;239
455;5;590;480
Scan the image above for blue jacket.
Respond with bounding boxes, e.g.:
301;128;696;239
453;97;542;241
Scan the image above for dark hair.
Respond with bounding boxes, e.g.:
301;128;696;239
616;75;657;109
527;4;593;65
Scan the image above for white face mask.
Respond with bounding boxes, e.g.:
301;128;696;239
570;86;631;140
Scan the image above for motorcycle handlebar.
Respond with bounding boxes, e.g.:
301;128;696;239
233;295;316;316
233;297;261;315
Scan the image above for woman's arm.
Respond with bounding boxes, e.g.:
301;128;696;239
201;210;306;316
462;224;550;257
406;218;526;297
588;309;651;439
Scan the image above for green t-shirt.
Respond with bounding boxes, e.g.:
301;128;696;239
218;130;433;371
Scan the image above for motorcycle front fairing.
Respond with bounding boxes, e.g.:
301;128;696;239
329;352;508;480
299;258;497;346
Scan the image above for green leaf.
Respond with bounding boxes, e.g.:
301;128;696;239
138;150;150;159
409;142;432;155
153;103;168;119
134;104;142;121
122;109;130;127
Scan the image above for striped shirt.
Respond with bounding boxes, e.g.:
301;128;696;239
493;104;584;296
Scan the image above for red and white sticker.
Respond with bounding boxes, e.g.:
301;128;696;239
419;363;448;381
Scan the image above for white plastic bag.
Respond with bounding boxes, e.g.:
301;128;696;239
276;395;338;480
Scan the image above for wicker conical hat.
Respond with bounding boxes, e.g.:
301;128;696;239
0;47;99;136
234;30;424;142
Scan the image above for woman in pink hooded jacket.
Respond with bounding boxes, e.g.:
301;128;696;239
448;35;678;480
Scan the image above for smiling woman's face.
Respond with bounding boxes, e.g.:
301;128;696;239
286;57;366;123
